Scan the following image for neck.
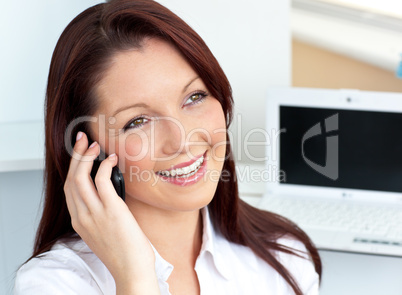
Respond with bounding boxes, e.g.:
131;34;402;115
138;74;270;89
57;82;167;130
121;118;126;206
127;201;203;266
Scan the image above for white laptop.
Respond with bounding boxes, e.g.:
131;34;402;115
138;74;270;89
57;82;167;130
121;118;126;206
258;87;402;256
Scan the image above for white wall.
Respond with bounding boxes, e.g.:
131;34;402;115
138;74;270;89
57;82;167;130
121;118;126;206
0;0;291;162
0;1;290;294
0;1;102;124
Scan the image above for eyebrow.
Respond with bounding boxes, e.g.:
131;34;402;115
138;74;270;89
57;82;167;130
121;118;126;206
112;102;149;117
182;76;200;93
112;76;201;117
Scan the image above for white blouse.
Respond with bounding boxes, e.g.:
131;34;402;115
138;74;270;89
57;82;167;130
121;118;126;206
14;207;319;295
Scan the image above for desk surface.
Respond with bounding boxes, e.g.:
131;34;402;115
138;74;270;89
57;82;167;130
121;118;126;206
319;250;402;295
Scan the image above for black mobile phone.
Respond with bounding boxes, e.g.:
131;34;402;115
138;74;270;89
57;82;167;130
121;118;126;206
90;156;125;201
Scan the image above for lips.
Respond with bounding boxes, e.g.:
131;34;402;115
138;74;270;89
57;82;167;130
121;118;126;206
156;151;207;186
157;155;204;177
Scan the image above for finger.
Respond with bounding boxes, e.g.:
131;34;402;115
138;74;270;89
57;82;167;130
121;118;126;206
65;168;96;218
65;132;93;218
95;153;123;205
67;131;91;176
72;141;103;211
64;178;94;230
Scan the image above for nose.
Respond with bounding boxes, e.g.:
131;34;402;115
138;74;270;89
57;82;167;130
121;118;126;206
158;115;187;156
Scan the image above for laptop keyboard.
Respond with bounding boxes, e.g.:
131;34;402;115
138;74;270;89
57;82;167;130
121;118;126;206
259;196;402;244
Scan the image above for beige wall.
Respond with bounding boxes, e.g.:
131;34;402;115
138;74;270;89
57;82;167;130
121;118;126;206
292;39;402;92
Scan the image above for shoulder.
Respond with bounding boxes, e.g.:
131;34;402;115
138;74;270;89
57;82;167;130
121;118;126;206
216;235;319;295
273;237;320;295
14;238;115;295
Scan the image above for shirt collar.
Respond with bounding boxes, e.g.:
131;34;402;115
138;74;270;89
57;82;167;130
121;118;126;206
199;206;231;280
150;243;174;282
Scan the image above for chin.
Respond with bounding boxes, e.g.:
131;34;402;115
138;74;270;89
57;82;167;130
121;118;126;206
124;178;219;213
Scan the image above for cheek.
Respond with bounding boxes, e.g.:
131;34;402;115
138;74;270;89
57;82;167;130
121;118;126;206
124;133;149;158
115;132;152;175
204;100;227;159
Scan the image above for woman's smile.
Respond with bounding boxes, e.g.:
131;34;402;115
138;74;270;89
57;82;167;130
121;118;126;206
156;151;207;186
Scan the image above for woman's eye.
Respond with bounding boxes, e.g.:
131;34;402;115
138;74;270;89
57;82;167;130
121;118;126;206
184;91;207;106
124;117;148;131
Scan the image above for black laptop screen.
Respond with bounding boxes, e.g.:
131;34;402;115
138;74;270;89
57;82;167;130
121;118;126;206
279;106;402;193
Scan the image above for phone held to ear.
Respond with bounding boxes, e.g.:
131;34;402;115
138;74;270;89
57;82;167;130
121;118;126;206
91;156;125;201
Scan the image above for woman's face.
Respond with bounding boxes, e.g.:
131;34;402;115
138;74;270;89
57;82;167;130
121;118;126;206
90;38;227;213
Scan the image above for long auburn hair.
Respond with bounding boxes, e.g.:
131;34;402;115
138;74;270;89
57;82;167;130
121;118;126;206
34;1;321;294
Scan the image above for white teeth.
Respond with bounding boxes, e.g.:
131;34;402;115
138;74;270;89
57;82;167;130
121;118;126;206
159;155;204;178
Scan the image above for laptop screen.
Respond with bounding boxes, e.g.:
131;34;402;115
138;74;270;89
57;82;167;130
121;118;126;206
280;106;402;193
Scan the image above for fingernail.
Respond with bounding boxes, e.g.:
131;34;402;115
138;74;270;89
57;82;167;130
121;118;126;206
89;141;98;149
76;131;83;141
108;153;116;160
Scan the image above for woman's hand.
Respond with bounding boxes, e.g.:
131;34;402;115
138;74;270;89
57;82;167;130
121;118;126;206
63;132;160;294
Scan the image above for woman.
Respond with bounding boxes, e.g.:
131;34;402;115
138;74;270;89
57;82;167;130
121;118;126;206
14;0;321;294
